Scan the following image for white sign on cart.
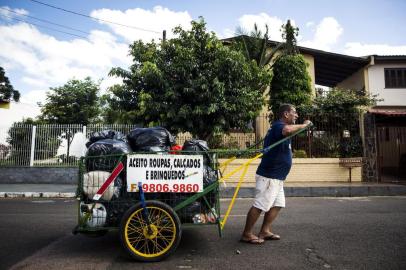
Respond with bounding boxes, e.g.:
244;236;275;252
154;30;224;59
126;154;204;193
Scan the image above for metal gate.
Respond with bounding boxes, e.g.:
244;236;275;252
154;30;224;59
377;126;406;182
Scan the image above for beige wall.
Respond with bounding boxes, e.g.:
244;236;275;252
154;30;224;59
255;108;271;142
175;132;255;149
302;54;316;94
219;158;361;186
368;64;406;106
336;68;365;91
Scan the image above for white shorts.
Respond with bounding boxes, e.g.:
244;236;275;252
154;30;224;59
253;174;285;211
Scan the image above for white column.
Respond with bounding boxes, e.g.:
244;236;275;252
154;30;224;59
29;125;36;167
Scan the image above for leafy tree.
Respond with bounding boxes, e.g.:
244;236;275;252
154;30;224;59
6;118;60;165
269;20;312;117
39;77;100;124
302;88;380;116
0;66;20;102
280;20;299;55
231;23;281;141
39;77;100;159
0;143;10;160
300;88;380;128
105;18;272;140
300;88;380;157
233;23;281;68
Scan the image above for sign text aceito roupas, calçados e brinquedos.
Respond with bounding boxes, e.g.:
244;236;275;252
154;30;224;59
126;154;204;193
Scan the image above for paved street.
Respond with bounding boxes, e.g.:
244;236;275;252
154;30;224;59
1;196;406;270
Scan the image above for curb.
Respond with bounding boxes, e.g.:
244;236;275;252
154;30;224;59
220;186;406;198
0;192;76;198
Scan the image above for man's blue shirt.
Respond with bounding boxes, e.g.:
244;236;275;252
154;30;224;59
256;120;292;180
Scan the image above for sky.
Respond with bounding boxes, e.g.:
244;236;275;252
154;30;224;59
1;0;406;128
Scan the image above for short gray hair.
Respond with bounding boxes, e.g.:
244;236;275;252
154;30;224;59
277;104;295;119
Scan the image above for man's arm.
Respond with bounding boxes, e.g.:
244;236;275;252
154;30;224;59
282;120;312;136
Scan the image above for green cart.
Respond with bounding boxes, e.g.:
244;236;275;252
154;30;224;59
73;151;221;262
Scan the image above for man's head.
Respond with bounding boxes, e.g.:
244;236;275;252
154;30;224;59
278;104;298;124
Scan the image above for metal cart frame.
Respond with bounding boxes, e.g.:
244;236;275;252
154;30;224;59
73;151;222;262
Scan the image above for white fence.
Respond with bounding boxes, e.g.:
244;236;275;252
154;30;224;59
0;124;256;167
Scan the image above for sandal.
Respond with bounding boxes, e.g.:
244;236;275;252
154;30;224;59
261;233;281;240
239;237;264;245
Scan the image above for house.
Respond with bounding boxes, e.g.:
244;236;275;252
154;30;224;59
284;48;406;183
224;36;406;183
337;55;406;182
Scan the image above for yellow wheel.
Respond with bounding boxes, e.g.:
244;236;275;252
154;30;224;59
120;200;181;262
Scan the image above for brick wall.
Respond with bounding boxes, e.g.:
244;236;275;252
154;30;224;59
0;167;78;184
219;158;361;187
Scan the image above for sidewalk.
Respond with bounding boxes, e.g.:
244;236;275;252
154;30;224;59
1;182;406;198
0;184;76;198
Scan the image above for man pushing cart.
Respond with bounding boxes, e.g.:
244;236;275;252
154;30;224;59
73;105;312;261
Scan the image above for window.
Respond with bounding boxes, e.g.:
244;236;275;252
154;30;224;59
384;68;406;88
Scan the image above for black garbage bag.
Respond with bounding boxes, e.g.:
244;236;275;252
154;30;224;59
112;176;123;200
173;195;217;223
182;139;217;185
182;139;212;165
204;166;217;186
162;193;202;223
183;139;209;152
180;201;202;223
86;139;131;171
182;139;218;208
86;130;126;148
127;127;175;152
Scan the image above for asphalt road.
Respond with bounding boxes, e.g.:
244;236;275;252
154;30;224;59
1;196;406;270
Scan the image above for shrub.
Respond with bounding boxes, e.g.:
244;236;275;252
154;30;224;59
293;149;307;158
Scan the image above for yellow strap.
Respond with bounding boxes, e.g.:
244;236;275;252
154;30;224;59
220;153;263;230
220;164;249;230
219;153;262;183
219;156;236;182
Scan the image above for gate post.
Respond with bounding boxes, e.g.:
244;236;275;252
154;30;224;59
29;125;36;167
362;113;378;182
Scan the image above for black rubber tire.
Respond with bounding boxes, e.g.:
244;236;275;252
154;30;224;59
119;200;182;262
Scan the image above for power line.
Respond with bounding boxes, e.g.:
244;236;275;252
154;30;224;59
0;6;90;35
29;0;161;34
0;13;89;40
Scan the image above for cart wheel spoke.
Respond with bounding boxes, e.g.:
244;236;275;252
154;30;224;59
157;232;172;244
152;238;159;254
121;201;181;262
157;224;175;233
127;223;144;233
148;208;158;223
128;234;144;245
133;213;147;226
145;239;150;255
140;239;148;253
